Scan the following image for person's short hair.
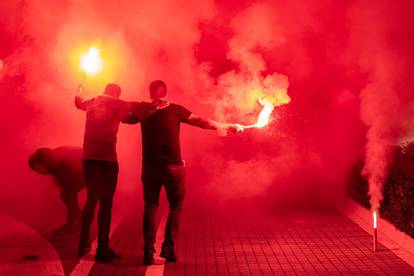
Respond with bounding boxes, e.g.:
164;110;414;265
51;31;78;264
149;80;167;98
103;83;121;98
28;148;52;171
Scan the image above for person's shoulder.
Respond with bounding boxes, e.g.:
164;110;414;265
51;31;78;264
169;103;187;110
168;103;192;120
99;95;118;102
130;101;152;108
82;95;97;101
99;95;129;108
97;94;122;103
167;103;183;112
172;103;191;112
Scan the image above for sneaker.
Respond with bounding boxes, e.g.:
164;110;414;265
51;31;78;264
142;249;155;266
160;242;177;262
95;248;122;262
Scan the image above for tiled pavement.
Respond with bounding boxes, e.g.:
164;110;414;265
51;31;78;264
0;213;64;275
163;210;414;275
88;212;147;276
2;204;413;275
85;207;413;275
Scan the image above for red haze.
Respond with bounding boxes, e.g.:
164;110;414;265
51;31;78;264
1;0;414;230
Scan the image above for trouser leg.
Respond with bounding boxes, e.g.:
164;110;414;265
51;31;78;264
141;163;163;251
79;160;99;247
60;190;82;227
164;165;186;245
97;162;119;250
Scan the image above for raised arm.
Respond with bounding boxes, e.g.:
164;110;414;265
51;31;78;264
74;82;93;111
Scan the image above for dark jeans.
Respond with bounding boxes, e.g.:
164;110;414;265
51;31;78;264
79;159;119;250
60;190;81;227
142;162;186;251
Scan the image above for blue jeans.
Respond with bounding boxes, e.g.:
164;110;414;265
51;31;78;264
141;162;186;251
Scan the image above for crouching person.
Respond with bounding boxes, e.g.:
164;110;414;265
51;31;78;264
28;146;84;236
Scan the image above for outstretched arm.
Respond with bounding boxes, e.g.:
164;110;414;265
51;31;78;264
184;114;244;133
184;114;224;130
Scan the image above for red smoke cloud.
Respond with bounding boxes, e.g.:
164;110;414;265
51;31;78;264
1;0;414;229
349;1;414;211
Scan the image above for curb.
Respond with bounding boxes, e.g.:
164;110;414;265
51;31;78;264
340;198;414;267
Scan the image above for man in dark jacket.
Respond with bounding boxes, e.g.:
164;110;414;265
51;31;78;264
126;80;243;265
75;82;167;262
29;146;84;236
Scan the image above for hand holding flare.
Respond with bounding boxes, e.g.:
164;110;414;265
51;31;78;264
77;47;103;94
221;98;276;134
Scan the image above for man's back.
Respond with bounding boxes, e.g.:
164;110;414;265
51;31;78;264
78;95;129;161
49;146;84;192
141;103;191;165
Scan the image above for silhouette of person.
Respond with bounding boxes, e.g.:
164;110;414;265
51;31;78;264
125;80;243;265
75;82;168;262
28;146;84;236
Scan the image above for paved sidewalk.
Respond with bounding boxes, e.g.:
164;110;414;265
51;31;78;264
0;212;64;275
2;206;414;275
164;210;414;275
86;207;413;275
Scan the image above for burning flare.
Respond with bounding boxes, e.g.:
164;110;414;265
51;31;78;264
373;210;378;252
255;98;275;128
244;98;275;129
80;47;103;76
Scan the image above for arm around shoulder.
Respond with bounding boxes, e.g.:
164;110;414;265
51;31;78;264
121;101;153;124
